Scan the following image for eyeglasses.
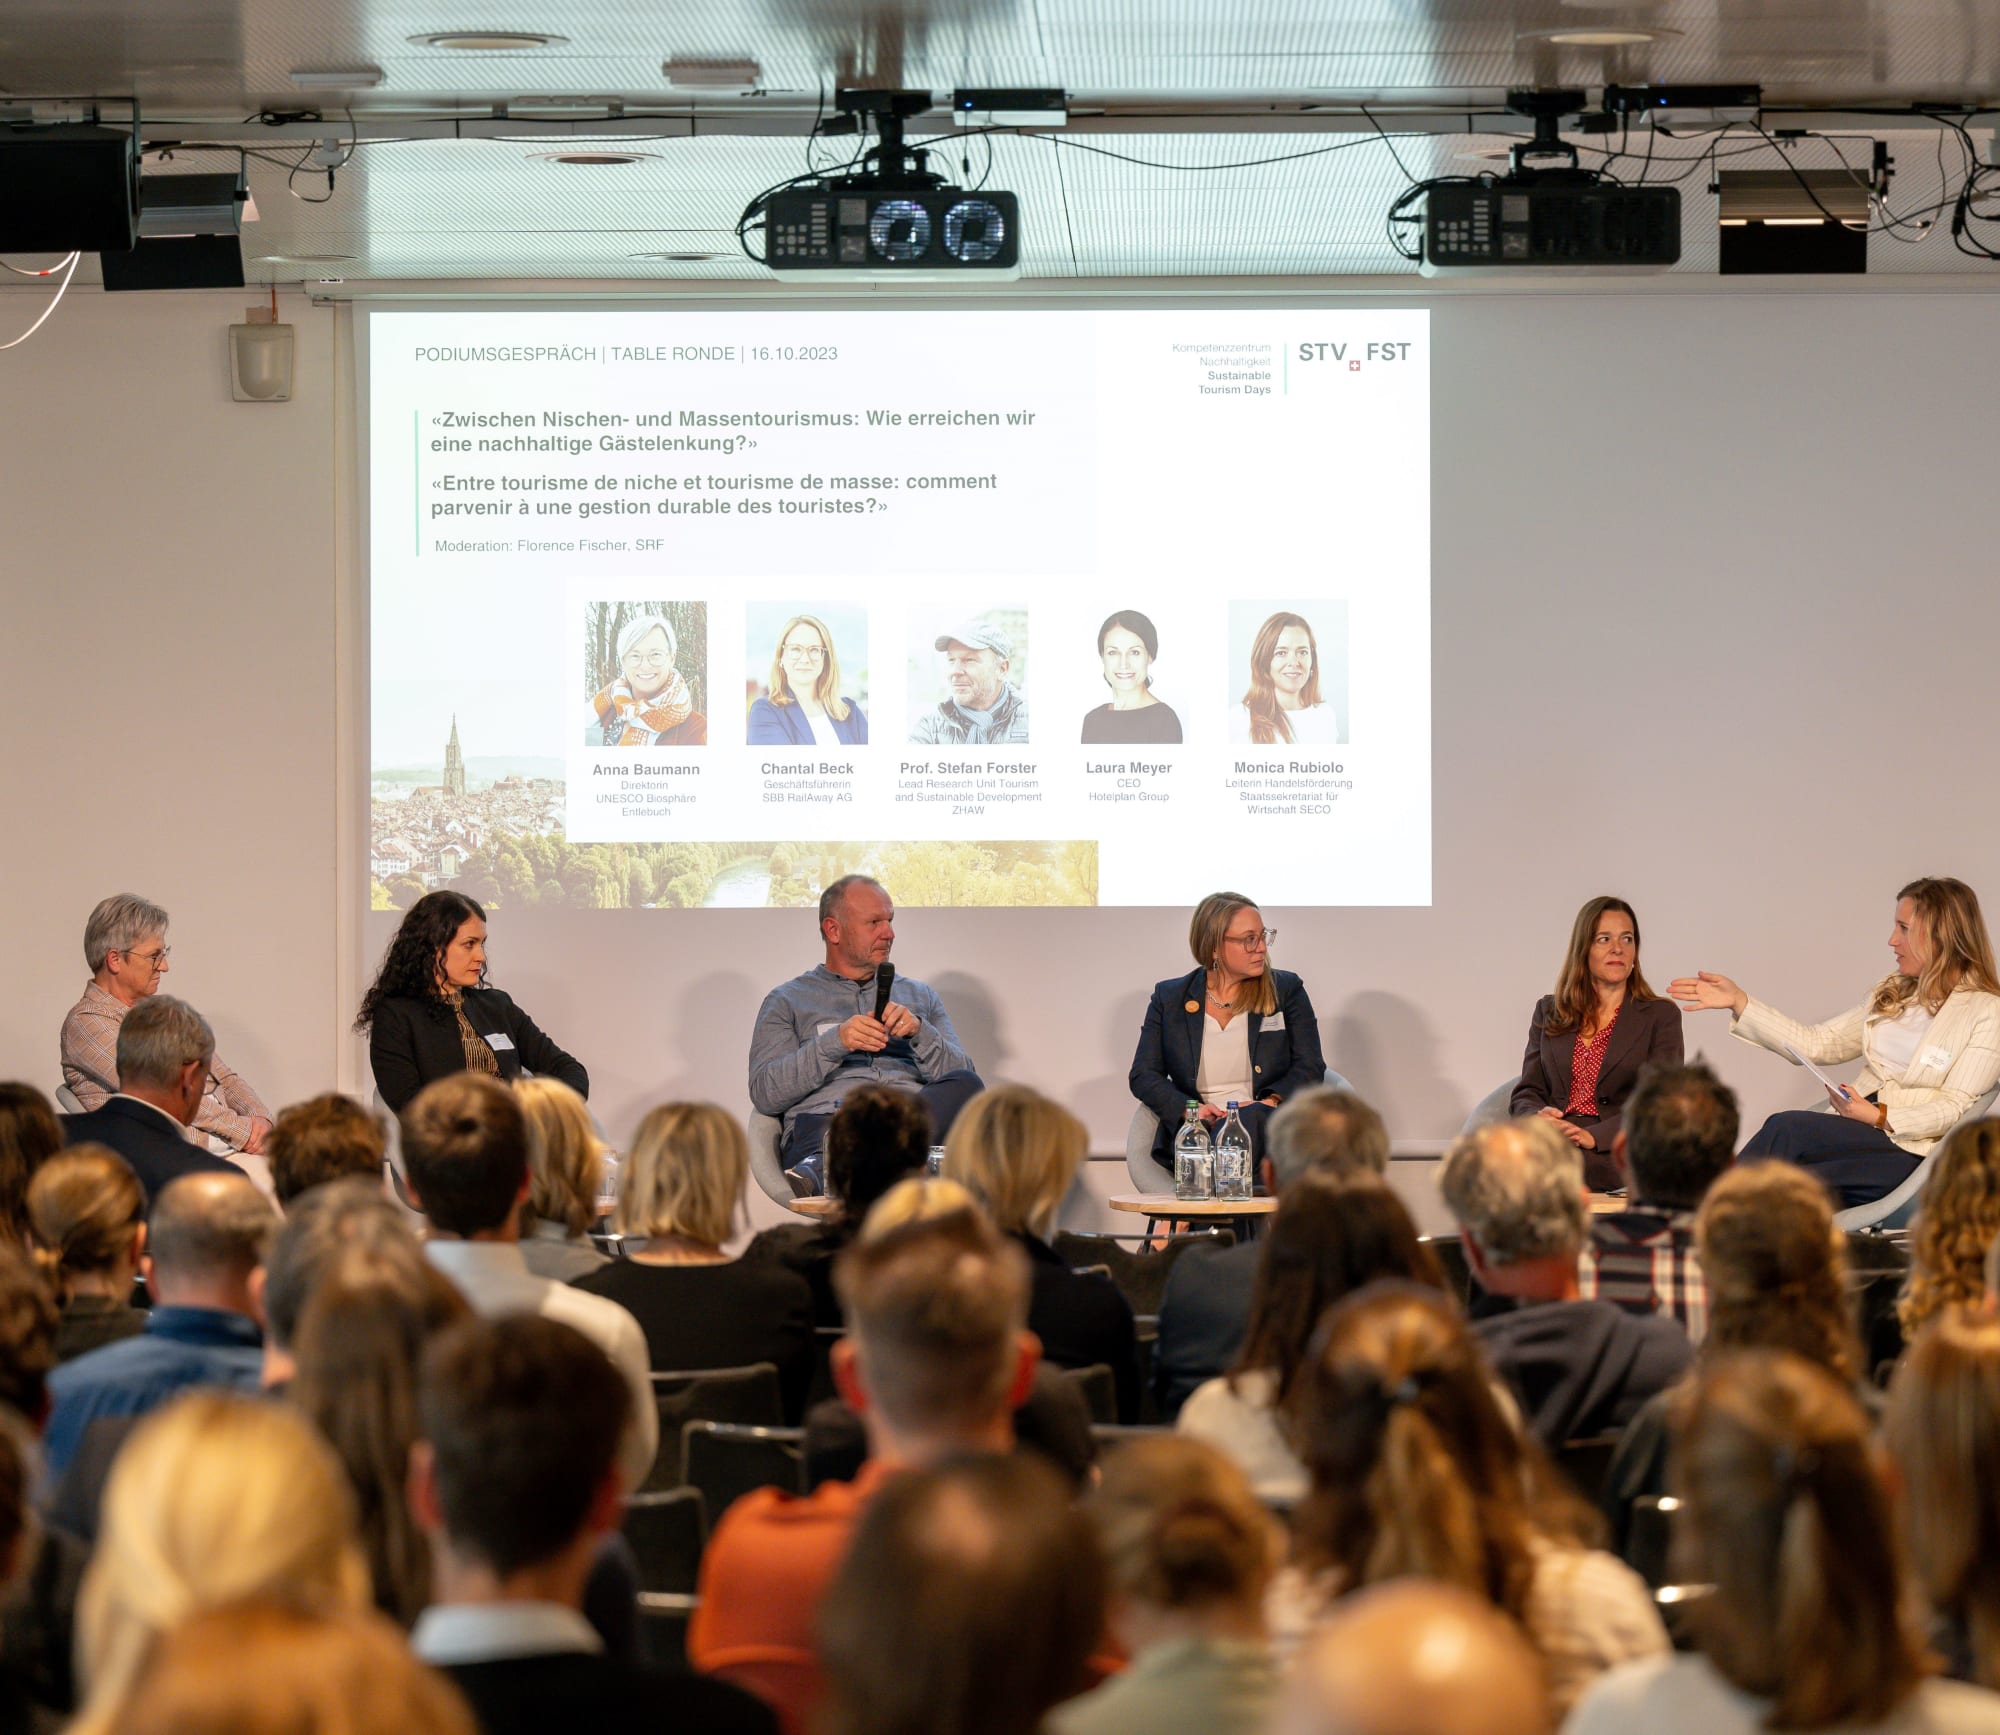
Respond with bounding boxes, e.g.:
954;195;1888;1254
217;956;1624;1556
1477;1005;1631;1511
624;652;671;670
1225;928;1276;948
781;642;826;660
122;946;171;967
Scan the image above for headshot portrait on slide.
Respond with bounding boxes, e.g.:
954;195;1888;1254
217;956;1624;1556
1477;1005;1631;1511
583;600;709;747
1080;608;1184;744
1231;603;1349;747
746;605;869;746
908;610;1030;745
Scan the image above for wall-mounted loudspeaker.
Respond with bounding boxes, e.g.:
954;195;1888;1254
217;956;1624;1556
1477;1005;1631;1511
230;322;294;402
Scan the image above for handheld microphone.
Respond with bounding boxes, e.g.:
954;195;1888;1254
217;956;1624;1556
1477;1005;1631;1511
873;962;897;1023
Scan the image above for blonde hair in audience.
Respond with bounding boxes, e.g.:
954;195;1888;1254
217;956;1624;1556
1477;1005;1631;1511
25;1145;144;1300
858;1176;983;1241
1885;1308;2000;1690
1671;1349;1926;1729
107;1600;477;1735
613;1102;742;1246
1899;1119;2000;1339
1696;1162;1861;1386
943;1085;1086;1238
515;1077;606;1238
1870;876;2000;1017
74;1391;371;1735
1087;1435;1276;1618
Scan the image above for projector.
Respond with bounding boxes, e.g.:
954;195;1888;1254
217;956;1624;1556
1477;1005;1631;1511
1421;172;1681;271
757;88;1021;280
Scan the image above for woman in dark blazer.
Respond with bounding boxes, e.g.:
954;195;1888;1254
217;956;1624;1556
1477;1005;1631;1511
1511;895;1682;1191
1129;891;1326;1172
358;890;588;1114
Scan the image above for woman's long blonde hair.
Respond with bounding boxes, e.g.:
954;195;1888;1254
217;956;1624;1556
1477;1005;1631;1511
943;1085;1086;1239
1898;1120;2000;1338
1696;1163;1861;1386
1871;876;2000;1016
515;1077;606;1239
615;1102;744;1247
74;1391;371;1735
1188;891;1279;1018
1240;611;1320;746
766;613;852;721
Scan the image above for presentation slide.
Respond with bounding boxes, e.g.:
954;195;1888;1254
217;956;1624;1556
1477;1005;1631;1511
367;307;1430;911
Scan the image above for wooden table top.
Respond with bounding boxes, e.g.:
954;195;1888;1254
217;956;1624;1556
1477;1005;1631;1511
785;1195;840;1217
1107;1193;1278;1217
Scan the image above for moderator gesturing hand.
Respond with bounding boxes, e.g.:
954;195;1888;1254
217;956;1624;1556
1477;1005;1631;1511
838;1014;891;1053
1667;971;1748;1016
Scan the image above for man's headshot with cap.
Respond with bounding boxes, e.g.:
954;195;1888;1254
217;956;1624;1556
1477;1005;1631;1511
909;613;1030;746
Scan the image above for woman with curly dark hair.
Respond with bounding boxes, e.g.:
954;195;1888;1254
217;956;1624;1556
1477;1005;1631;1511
1898;1119;2000;1341
356;890;588;1113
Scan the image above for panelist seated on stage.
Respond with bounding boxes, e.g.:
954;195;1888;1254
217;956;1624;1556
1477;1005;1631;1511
60;996;247;1204
1129;890;1326;1174
358;890;589;1115
1510;896;1684;1193
62;892;272;1157
1672;875;2000;1210
748;874;982;1195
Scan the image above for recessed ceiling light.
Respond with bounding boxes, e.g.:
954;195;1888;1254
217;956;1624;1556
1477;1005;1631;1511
526;150;660;165
290;67;384;88
663;57;761;89
255;252;359;262
1519;25;1676;44
410;31;569;50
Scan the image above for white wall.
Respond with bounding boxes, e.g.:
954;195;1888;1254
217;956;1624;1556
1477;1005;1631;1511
9;285;2000;1216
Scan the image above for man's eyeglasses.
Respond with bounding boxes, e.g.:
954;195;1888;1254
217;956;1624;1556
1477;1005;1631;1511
122;946;171;967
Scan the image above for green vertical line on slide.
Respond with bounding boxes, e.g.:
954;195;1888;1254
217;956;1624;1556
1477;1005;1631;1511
413;412;420;556
1282;344;1288;395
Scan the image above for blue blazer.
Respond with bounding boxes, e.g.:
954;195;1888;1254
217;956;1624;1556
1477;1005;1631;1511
1129;967;1326;1162
746;696;868;746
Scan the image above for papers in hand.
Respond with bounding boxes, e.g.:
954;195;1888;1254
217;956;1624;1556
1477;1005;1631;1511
1784;1044;1852;1099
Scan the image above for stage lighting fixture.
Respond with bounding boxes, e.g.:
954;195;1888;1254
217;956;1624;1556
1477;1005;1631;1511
1717;169;1867;273
756;89;1022;279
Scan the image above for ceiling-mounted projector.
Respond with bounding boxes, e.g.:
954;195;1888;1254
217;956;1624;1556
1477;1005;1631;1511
757;90;1021;279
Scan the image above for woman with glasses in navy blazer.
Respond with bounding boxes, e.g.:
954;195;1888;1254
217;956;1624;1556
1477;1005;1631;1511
1129;891;1326;1177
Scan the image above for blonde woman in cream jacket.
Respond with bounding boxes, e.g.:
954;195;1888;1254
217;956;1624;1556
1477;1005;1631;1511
1671;877;2000;1209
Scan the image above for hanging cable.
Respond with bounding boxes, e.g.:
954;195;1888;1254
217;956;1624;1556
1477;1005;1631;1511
0;251;81;351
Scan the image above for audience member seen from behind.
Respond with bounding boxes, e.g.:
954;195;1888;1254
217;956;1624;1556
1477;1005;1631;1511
260;1177;421;1392
1439;1116;1692;1447
0;1244;59;1433
26;1147;146;1362
1268;1580;1551;1735
1571;1350;1998;1735
1897;1118;2000;1344
402;1074;654;1490
946;1082;1141;1422
1885;1307;2000;1689
1279;1283;1667;1718
410;1314;775;1735
70;1390;371;1735
1177;1174;1443;1504
818;1453;1106;1735
291;1239;473;1628
1671;875;2000;1207
691;1195;1039;1734
1129;890;1327;1176
107;1601;477;1735
61;892;272;1155
574;1101;813;1420
43;1171;275;1481
1601;1159;1865;1557
1153;1084;1390;1418
265;1092;388;1209
513;1077;609;1283
1051;1435;1277;1735
0;1083;63;1251
743;1084;933;1327
0;1406;44;1732
58;997;244;1204
747;612;868;746
1579;1059;1738;1342
1510;896;1685;1190
358;890;589;1115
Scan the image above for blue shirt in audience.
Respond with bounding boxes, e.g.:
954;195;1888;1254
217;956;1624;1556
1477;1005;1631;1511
42;1306;264;1478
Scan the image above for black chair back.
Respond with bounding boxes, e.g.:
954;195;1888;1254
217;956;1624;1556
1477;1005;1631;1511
1050;1229;1234;1316
645;1364;784;1489
1059;1363;1118;1426
1554;1433;1624;1504
621;1487;708;1595
1627;1493;1679;1590
635;1592;698;1671
681;1421;806;1522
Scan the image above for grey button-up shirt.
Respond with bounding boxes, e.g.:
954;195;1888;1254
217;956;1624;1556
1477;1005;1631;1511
748;964;974;1134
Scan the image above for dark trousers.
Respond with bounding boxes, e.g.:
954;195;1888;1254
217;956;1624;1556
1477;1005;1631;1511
1740;1107;1917;1210
782;1070;986;1192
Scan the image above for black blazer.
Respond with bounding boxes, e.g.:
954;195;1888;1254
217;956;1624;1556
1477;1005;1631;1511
368;987;588;1113
442;1653;776;1735
1129;967;1326;1162
1510;992;1684;1182
60;1097;240;1205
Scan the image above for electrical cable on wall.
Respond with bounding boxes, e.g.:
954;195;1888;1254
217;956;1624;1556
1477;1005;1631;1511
0;251;81;351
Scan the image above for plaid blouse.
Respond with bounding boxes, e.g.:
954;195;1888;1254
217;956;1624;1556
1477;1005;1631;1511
1577;1206;1707;1343
60;981;271;1152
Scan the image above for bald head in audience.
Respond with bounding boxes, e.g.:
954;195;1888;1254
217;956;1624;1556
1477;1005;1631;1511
1270;1581;1549;1735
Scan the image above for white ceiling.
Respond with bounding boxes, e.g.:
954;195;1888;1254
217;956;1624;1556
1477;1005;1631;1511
3;0;2000;282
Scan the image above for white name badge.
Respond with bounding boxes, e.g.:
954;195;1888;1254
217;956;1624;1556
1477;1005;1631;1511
1918;1044;1953;1072
818;1022;839;1037
486;1033;515;1052
1263;1013;1285;1032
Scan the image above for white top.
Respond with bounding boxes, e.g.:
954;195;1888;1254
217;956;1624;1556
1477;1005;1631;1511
423;1239;658;1491
1565;1653;2000;1735
1177;1368;1307;1504
802;708;833;748
411;1601;603;1666
1873;1001;1938;1082
1232;701;1343;745
1196;1012;1254;1108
